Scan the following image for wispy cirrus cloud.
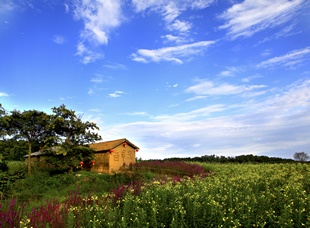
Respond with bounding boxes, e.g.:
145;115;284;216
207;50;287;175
103;63;126;70
185;80;266;96
0;0;15;15
52;35;66;45
256;47;310;69
90;74;104;83
132;0;214;42
124;111;149;116
131;40;215;64
0;92;9;97
219;0;305;39
217;66;242;77
185;95;207;102
161;34;190;44
109;90;124;98
72;0;122;64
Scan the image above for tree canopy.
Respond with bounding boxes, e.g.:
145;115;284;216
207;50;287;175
293;152;309;163
0;104;102;174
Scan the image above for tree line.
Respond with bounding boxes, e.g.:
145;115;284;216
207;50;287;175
0;104;102;174
162;153;308;163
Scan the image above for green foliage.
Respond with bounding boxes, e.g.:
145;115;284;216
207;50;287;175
0;104;102;174
7;161;27;176
0;161;26;198
48;104;102;146
0;139;30;161
11;171;78;201
41;144;95;173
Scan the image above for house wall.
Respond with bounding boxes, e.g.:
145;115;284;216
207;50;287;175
92;152;109;173
25;156;41;164
108;145;136;173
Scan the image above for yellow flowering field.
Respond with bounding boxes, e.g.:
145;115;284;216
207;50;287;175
105;163;309;227
3;163;310;227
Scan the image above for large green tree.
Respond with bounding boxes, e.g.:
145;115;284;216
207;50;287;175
7;109;51;174
49;104;102;146
0;104;102;173
0;104;8;139
43;105;102;171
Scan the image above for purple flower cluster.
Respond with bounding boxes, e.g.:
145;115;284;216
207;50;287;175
28;199;66;228
111;181;143;203
133;161;206;177
0;199;24;227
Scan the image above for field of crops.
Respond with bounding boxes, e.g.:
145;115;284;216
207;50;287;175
1;162;309;227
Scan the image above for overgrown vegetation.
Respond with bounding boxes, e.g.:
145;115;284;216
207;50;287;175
0;162;309;227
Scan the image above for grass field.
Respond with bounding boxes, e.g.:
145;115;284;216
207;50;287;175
1;162;309;227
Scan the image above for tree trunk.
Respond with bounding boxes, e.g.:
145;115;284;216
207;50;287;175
27;142;32;174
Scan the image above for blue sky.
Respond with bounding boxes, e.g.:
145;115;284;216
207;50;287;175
1;0;310;160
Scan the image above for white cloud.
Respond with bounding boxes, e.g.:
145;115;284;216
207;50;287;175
0;1;15;15
161;34;189;44
191;0;214;9
103;63;126;70
99;79;310;160
90;74;103;83
124;111;149;116
131;0;160;12
162;2;180;23
131;40;215;64
132;0;214;36
76;42;103;64
64;3;69;12
72;0;122;63
241;74;262;83
185;80;266;96
167;19;191;33
88;88;93;95
153;104;227;121
260;49;272;57
219;0;305;39
218;70;234;77
132;0;214;15
218;66;242;77
0;92;8;97
109;90;124;98
52;35;66;45
256;47;310;69
185;95;207;102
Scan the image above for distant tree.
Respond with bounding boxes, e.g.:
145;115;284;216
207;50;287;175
293;152;309;163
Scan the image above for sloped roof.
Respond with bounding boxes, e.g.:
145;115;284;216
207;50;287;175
25;139;139;157
24;146;62;157
24;151;44;157
89;138;139;152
